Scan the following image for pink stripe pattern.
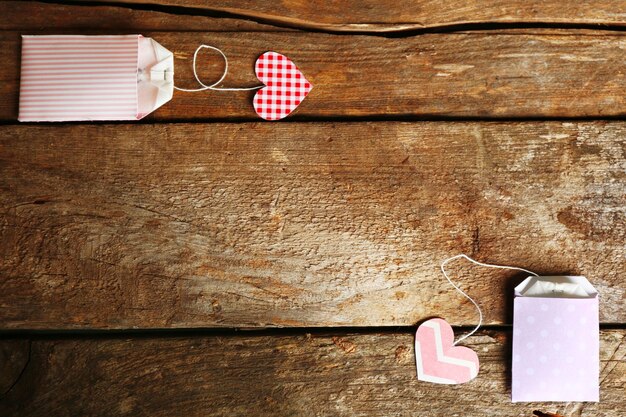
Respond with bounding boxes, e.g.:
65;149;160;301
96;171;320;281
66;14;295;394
19;35;140;122
415;318;480;384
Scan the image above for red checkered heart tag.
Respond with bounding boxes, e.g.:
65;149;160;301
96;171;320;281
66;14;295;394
253;52;312;120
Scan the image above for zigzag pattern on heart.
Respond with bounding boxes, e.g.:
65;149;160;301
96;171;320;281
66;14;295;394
415;318;479;384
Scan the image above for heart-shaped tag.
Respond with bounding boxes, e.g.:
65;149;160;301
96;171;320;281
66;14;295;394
415;318;479;384
253;52;312;120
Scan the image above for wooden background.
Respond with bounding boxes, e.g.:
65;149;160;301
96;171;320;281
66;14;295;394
0;1;624;416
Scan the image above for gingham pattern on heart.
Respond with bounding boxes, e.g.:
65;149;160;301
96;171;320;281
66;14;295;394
253;52;312;120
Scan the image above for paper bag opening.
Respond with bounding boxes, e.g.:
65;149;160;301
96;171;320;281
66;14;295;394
515;276;598;299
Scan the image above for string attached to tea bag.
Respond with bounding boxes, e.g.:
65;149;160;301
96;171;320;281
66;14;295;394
173;44;314;121
440;254;539;345
173;45;263;92
417;255;540;385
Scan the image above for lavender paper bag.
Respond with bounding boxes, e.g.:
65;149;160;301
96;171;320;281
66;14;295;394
512;276;599;402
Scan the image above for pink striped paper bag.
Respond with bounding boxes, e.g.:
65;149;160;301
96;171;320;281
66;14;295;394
19;35;173;122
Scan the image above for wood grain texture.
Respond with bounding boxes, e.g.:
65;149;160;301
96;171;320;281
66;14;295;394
0;330;623;416
1;122;624;329
3;30;626;120
0;339;30;396
84;0;626;32
0;1;287;32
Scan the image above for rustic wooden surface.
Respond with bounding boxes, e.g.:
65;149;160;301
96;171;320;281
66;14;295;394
0;330;623;417
86;0;626;32
0;1;286;32
2;1;625;416
1;122;624;329
4;29;626;120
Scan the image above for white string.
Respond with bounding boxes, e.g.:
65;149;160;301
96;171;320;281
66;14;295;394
173;45;263;92
440;254;539;345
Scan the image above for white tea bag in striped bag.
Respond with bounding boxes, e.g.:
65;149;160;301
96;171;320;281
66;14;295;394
19;35;173;122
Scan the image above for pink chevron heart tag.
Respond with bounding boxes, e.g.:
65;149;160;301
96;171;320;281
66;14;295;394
415;318;479;384
253;52;312;121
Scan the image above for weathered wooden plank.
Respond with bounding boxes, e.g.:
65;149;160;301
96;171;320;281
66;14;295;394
2;30;626;120
0;1;287;32
0;329;623;416
1;122;623;329
84;0;626;32
0;339;29;395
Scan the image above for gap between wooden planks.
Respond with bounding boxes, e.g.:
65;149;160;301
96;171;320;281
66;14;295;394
5;1;626;34
0;1;287;32
0;329;624;417
70;0;626;32
2;4;626;120
1;122;623;329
